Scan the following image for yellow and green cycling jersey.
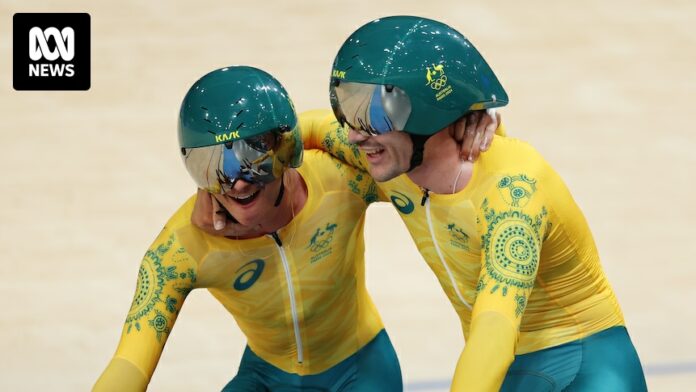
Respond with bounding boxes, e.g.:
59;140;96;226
94;151;384;391
301;109;625;391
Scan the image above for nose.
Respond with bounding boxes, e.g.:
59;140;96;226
348;128;368;144
225;178;256;194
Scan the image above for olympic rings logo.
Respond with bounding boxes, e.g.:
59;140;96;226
430;75;448;90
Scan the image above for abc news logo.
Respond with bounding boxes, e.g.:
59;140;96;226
13;13;90;91
29;27;76;77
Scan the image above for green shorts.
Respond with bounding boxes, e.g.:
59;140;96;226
222;329;402;392
501;326;647;392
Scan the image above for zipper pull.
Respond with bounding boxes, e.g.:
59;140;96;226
421;188;430;206
270;231;283;247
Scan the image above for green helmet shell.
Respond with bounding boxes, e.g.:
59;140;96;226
179;66;299;148
331;16;508;136
178;66;303;192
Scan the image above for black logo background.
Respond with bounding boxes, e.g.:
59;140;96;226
13;13;90;91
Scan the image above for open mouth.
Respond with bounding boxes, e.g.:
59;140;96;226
362;147;385;162
226;189;261;206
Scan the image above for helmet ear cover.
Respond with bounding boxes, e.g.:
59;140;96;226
330;16;509;137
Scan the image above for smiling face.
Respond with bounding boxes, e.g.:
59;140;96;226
213;175;284;227
347;128;413;182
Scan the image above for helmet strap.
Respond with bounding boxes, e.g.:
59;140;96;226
274;175;285;207
407;134;433;171
218;205;239;224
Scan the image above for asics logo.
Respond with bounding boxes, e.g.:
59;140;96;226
390;191;414;215
233;259;265;291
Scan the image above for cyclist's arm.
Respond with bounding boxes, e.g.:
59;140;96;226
93;227;198;391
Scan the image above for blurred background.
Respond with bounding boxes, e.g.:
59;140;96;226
1;0;694;390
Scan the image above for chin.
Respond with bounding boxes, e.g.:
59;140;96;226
369;167;400;183
232;214;261;227
223;204;263;225
370;173;389;183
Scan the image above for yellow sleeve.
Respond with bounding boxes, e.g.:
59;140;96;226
300;108;506;156
335;158;383;205
451;174;549;391
300;109;388;203
94;226;198;392
496;123;507;137
298;109;370;172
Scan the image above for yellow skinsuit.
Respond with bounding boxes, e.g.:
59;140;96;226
94;151;384;391
300;109;625;391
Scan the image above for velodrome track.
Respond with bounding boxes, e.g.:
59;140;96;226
1;1;694;390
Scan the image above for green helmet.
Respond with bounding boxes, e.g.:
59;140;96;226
178;66;303;193
330;15;508;136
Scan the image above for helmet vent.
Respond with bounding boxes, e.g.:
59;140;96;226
201;106;211;125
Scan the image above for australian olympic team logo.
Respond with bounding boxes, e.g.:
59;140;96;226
426;64;447;89
390;191;415;215
307;223;338;263
13;13;90;90
233;259;265;291
447;223;470;250
425;63;453;101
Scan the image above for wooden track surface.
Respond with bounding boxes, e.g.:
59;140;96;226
1;1;694;390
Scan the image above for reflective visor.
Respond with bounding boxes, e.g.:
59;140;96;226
330;81;412;135
181;132;281;193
